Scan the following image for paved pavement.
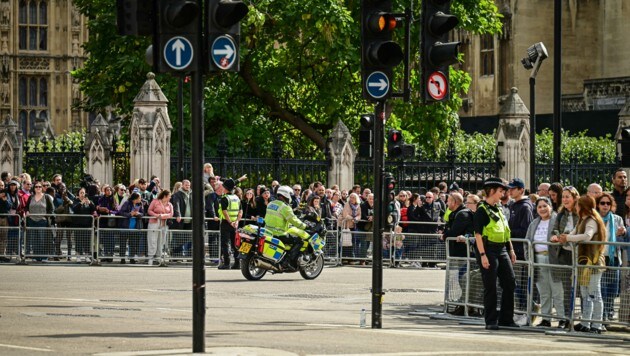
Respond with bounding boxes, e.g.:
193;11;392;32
0;263;628;355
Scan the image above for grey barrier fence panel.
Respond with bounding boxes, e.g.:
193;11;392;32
570;241;630;330
95;216;180;264
392;221;446;265
444;238;630;331
529;241;576;327
337;219;393;265
23;214;94;263
0;214;22;262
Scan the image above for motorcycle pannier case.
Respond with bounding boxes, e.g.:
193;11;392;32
261;236;287;263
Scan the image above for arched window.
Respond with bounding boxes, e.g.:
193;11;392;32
18;0;48;51
480;34;495;77
17;76;48;137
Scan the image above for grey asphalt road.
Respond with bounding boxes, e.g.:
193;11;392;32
0;263;627;355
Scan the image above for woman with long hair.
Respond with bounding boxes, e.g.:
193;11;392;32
71;187;96;262
339;192;362;262
147;189;173;266
548;182;563;212
304;195;322;217
24;182;54;260
117;192;144;264
242;188;257;223
553;195;607;333
550;186;579;328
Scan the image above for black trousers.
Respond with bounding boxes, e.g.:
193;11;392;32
478;240;516;326
220;222;237;265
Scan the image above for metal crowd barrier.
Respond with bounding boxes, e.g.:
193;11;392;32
443;237;630;333
0;214;23;263
23;214;94;263
392;220;446;267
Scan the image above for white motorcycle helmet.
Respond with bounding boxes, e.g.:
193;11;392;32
276;185;293;201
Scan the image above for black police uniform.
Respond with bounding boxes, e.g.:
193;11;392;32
474;200;517;329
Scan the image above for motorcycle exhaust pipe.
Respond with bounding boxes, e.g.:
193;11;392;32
254;259;281;272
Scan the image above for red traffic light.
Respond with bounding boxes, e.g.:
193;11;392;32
389;130;402;143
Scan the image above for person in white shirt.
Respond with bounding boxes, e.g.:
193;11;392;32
526;197;564;328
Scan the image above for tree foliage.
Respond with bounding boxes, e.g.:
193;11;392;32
72;0;503;158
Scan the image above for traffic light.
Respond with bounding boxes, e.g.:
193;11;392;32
421;0;460;102
361;0;404;101
387;129;403;159
620;127;630;167
383;172;397;227
206;0;249;72
116;0;153;36
152;0;200;73
358;114;374;158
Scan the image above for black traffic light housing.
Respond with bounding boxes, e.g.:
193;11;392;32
152;0;200;73
116;0;153;36
359;114;374;158
619;127;630;167
383;172;397;227
387;129;404;159
206;0;249;72
421;0;460;103
361;0;404;101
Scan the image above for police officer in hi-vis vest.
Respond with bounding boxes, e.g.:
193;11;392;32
474;177;519;330
217;178;243;270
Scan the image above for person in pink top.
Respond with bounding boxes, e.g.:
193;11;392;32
147;189;173;266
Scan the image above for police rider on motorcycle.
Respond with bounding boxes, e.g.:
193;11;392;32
265;185;310;267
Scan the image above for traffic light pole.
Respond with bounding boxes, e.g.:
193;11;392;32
371;100;385;329
192;1;206;352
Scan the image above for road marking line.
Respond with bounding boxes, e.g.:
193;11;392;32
0;343;53;352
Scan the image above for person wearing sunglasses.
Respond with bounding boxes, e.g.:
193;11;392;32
596;193;624;326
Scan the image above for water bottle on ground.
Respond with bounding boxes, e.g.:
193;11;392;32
360;308;366;328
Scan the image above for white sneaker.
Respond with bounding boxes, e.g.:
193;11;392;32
148;259;154;266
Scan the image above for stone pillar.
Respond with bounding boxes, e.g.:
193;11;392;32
327;120;356;191
496;87;531;185
0;115;23;175
129;72;172;190
84;113;113;185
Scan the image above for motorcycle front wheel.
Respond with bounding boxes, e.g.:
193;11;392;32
241;254;267;281
299;254;324;280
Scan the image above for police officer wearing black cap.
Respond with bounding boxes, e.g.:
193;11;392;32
474;177;518;330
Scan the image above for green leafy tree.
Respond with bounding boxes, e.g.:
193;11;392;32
72;0;503;157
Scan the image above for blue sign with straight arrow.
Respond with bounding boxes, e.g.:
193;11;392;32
365;71;390;100
163;36;194;70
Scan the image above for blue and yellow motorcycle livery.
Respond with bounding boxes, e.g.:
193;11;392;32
236;213;326;280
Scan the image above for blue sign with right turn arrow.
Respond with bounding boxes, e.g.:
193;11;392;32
365;71;390;100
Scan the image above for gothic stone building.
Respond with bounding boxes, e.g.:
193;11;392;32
457;0;630;134
0;0;88;138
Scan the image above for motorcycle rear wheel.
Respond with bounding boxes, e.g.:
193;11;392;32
299;254;324;280
241;254;267;281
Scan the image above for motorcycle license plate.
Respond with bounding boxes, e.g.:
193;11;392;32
239;242;252;253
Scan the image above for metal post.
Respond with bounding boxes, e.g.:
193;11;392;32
371;100;385;328
192;0;206;350
553;0;562;182
178;76;184;182
530;76;536;192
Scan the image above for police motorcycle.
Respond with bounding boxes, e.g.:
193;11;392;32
236;213;327;280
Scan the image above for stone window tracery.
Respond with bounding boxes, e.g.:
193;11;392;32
18;0;48;51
